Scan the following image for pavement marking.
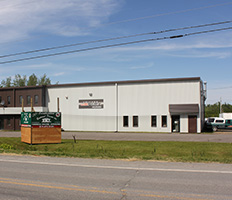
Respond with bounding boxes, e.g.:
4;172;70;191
1;158;232;174
138;193;214;200
0;178;214;200
0;177;98;190
0;179;117;195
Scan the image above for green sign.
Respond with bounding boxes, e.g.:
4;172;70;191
21;112;32;127
21;112;61;128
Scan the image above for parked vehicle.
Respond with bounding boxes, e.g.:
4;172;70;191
224;119;232;129
205;117;225;132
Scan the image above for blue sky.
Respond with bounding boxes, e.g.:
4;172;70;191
0;0;232;104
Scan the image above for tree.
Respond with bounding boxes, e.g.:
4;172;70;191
13;74;27;87
1;77;12;87
205;103;232;118
0;73;52;87
27;73;38;86
205;103;220;118
38;74;51;85
222;103;232;113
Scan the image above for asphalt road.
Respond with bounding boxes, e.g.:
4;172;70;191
0;154;232;200
1;130;232;143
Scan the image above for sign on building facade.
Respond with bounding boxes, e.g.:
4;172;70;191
79;99;104;109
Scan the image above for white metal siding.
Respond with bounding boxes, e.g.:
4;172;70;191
47;85;116;131
118;81;200;132
47;80;202;133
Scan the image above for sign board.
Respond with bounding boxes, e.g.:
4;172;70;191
21;112;61;128
79;99;104;109
21;112;32;127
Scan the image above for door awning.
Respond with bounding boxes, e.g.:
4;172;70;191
169;104;199;114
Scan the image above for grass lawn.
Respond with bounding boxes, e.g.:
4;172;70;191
0;137;232;163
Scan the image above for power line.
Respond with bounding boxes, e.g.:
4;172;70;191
209;86;232;90
0;26;231;65
101;2;232;26
0;0;38;9
0;1;231;47
0;20;232;59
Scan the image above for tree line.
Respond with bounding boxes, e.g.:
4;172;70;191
205;103;232;118
0;73;51;87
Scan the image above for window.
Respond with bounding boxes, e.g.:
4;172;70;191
208;118;215;123
123;116;129;127
7;96;11;105
133;116;138;127
151;116;157;127
19;96;23;105
215;120;224;123
162;116;167;127
34;95;39;105
27;95;31;105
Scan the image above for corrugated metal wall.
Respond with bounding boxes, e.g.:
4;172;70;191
117;81;200;132
47;80;202;133
47;85;117;131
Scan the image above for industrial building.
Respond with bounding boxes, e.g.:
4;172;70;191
0;77;206;133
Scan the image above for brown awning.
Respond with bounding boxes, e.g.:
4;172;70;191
169;104;199;114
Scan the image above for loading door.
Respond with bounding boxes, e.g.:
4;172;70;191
188;115;197;133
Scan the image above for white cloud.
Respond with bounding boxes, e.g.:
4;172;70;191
109;32;232;52
165;51;232;59
114;40;232;52
103;33;232;59
53;72;65;77
24;63;54;69
0;0;121;42
130;63;154;70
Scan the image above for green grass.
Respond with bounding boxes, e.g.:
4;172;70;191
0;137;232;163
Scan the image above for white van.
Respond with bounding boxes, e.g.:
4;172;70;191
206;117;225;131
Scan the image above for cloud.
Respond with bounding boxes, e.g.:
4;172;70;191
103;33;232;59
0;0;121;42
115;40;232;52
165;51;232;59
107;31;232;52
53;72;65;77
24;63;54;69
130;63;154;70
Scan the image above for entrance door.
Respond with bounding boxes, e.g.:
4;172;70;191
188;115;197;133
171;115;180;132
14;116;21;131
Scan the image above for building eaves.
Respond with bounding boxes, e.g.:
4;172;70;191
0;77;201;90
46;77;201;89
0;85;44;91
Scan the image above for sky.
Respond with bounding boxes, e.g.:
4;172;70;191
0;0;232;104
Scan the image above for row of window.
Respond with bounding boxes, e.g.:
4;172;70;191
0;95;39;105
123;115;167;128
0;96;11;105
19;95;39;105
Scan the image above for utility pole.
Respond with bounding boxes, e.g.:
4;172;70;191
220;97;222;114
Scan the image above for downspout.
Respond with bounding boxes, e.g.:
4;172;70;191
13;88;15;130
42;85;46;107
203;81;207;131
199;80;202;133
115;83;118;133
